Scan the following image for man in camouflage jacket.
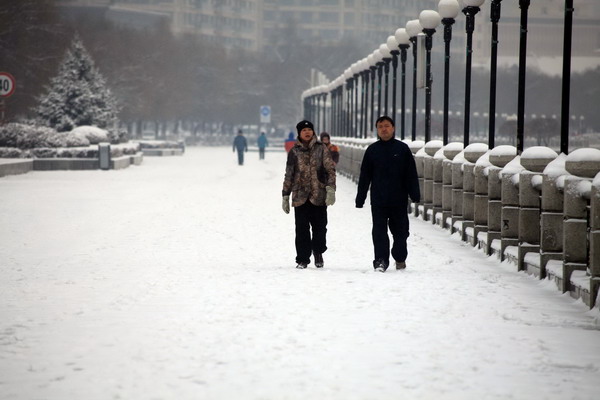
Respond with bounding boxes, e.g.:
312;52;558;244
282;120;336;269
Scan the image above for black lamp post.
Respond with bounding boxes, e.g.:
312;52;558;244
488;0;502;149
322;91;327;131
438;0;460;145
369;57;377;131
395;28;410;140
406;19;423;141
345;72;352;137
420;10;442;143
316;91;321;133
375;50;384;119
337;84;343;136
388;35;400;126
329;86;335;135
516;0;530;154
360;60;369;138
462;0;485;147
352;64;360;138
379;43;392;117
560;0;573;155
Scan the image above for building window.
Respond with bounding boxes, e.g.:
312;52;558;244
318;29;339;40
319;12;338;23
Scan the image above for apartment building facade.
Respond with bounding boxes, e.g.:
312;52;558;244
58;0;599;73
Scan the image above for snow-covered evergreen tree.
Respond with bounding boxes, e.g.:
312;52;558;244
34;36;119;132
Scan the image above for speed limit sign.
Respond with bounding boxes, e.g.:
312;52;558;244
0;72;16;98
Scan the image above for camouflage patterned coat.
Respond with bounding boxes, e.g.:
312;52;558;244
282;135;336;207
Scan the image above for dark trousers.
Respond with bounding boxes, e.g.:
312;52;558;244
371;206;410;264
294;201;328;264
259;148;265;159
236;149;244;165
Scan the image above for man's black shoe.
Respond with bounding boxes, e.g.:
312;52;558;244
373;259;388;272
314;252;324;268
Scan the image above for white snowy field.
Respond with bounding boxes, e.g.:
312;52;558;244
1;146;599;400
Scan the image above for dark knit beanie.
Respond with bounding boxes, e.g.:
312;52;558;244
296;120;314;135
320;132;330;141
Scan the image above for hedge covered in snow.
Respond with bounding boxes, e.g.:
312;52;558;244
0;123;89;149
0;123;140;158
134;140;183;149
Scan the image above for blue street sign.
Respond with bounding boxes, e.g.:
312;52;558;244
260;105;271;123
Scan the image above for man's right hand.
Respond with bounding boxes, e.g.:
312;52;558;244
282;196;290;214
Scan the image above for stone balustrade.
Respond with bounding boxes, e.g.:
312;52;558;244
333;137;600;309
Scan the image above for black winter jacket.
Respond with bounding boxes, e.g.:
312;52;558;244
355;138;420;208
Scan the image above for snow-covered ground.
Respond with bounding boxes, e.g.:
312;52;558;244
1;147;599;400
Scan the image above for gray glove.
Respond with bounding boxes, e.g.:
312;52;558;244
282;195;290;214
325;186;336;206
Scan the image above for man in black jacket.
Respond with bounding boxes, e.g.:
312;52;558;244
355;116;420;272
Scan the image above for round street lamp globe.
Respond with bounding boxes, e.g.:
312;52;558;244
419;10;442;29
438;0;460;19
406;19;423;37
373;49;384;63
367;53;376;67
360;58;369;71
379;43;392;59
344;68;352;80
386;35;399;52
463;0;485;7
395;28;410;45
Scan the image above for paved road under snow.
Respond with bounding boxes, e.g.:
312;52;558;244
1;146;599;400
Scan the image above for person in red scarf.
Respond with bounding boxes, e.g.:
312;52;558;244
319;132;339;165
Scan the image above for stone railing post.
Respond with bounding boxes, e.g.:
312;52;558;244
562;149;600;303
540;155;567;279
423;140;443;222
451;150;466;234
413;144;426;218
474;151;492;249
518;147;559;274
500;156;525;262
407;141;425;216
591;171;600;308
462;144;488;245
432;148;445;225
487;146;517;257
441;143;463;230
351;145;363;182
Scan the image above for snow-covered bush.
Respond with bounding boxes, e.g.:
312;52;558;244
0;147;30;158
135;140;182;149
0;123;90;149
0;123;61;148
54;147;97;158
107;126;128;144
34;36;120;132
64;133;91;147
31;148;58;158
70;126;109;144
0;124;20;147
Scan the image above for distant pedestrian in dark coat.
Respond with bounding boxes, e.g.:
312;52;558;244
257;132;268;160
355;116;420;272
233;129;248;165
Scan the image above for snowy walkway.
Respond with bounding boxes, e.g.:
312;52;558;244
1;147;599;400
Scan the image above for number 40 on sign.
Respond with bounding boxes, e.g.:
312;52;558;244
0;72;16;98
